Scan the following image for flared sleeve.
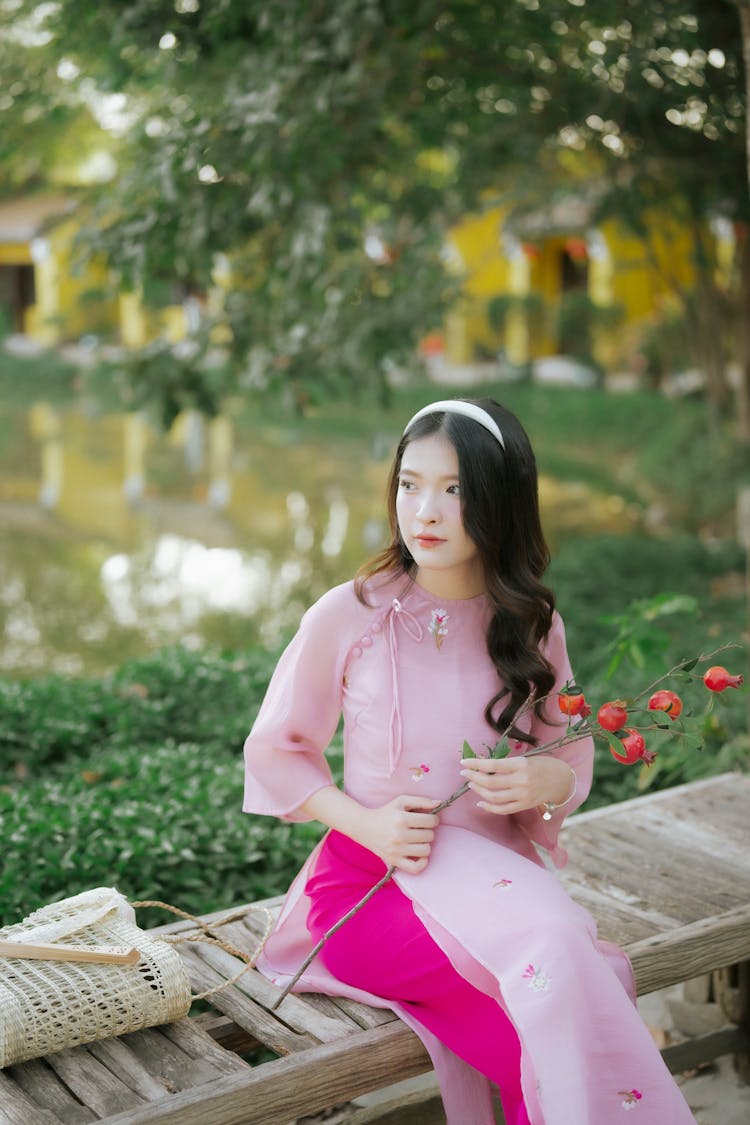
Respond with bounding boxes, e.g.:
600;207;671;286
243;584;363;823
511;611;595;867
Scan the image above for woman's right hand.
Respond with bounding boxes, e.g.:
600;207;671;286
358;795;441;873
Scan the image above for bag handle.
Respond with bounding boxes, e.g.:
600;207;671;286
0;939;140;966
131;900;274;1000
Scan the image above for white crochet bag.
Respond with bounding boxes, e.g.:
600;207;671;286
0;887;192;1067
0;888;272;1069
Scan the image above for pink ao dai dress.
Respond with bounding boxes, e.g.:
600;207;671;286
243;574;696;1125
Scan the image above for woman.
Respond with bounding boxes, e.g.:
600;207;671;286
243;398;695;1124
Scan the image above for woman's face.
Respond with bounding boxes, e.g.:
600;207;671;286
395;432;485;598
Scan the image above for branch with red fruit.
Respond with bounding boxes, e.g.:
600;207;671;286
271;646;742;1007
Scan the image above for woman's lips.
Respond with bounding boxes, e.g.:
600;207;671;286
414;535;445;547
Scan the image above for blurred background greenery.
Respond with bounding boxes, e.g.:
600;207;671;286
1;0;749;923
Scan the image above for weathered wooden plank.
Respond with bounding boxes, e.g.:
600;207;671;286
5;1058;96;1125
0;1069;61;1125
159;1020;250;1076
118;1027;223;1091
628;904;750;994
562;825;733;920
101;1021;431;1125
44;1049;145;1119
626;808;750;880
190;1012;259;1055
661;1026;750;1075
300;991;367;1032
87;1037;177;1101
185;942;353;1043
177;947;317;1055
564;772;747;826
322;996;397;1030
560;879;678;946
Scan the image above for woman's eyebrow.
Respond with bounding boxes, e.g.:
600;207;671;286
399;468;460;481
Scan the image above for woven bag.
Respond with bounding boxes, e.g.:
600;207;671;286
0;887;193;1068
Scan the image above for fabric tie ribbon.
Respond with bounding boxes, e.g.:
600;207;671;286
386;597;424;773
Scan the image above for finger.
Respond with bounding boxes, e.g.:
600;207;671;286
402;796;442;811
406;813;440;829
395;855;430;874
405;829;434;843
468;781;516;802
476;800;519;816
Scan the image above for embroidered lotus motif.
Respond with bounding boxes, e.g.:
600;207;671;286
409;763;431;782
522;963;550;992
493;878;513;889
428;608;449;651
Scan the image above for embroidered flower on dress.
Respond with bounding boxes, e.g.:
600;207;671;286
428;608;449;651
619;1090;643;1110
493;878;513;889
409;763;431;782
522;963;550;992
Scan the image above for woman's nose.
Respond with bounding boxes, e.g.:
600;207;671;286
416;492;440;522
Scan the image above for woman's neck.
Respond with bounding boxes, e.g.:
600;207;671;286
411;564;487;601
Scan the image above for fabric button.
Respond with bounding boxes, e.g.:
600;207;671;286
371;622;382;633
361;636;373;648
351;646;363;658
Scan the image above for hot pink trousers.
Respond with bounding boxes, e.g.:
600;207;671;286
305;830;532;1125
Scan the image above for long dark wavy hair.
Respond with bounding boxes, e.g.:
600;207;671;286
355;397;556;744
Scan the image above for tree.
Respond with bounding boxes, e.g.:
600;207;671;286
4;1;748;423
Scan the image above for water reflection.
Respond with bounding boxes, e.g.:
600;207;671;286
0;402;639;678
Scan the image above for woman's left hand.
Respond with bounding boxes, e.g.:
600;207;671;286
459;754;574;816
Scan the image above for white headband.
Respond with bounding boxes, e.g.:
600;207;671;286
403;399;505;450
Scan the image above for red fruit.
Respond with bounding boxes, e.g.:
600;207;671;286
597;700;628;732
558;687;587;716
647;690;683;720
609;728;646;766
703;666;744;693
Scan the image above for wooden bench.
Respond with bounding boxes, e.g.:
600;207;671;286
2;771;749;1124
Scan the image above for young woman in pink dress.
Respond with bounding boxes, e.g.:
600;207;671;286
243;398;696;1125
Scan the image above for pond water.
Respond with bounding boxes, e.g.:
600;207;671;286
0;401;639;678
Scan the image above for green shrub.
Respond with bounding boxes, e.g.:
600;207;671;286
0;739;339;927
0;646;281;777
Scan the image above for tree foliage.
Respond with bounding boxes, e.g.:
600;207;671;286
2;0;747;415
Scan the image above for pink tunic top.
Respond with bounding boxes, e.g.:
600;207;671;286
243;574;695;1125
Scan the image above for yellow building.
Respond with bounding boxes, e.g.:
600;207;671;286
0;193;199;349
0;194;118;344
0;190;729;376
444;197;717;370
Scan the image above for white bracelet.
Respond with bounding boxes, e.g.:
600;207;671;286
540;767;577;821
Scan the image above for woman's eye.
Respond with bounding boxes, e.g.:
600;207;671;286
447;484;461;495
399;478;415;491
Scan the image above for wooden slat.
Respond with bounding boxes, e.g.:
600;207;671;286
313;995;397;1031
5;1059;96;1125
0;1069;61;1125
118;1028;223;1092
44;1049;145;1119
562;825;734;921
560;879;678;946
101;1021;431;1125
87;1038;176;1102
177;947;317;1055
159;1020;251;1076
189;1013;259;1055
184;942;352;1043
628;904;750;994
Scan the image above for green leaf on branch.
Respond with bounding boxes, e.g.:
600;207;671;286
462;739;476;760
